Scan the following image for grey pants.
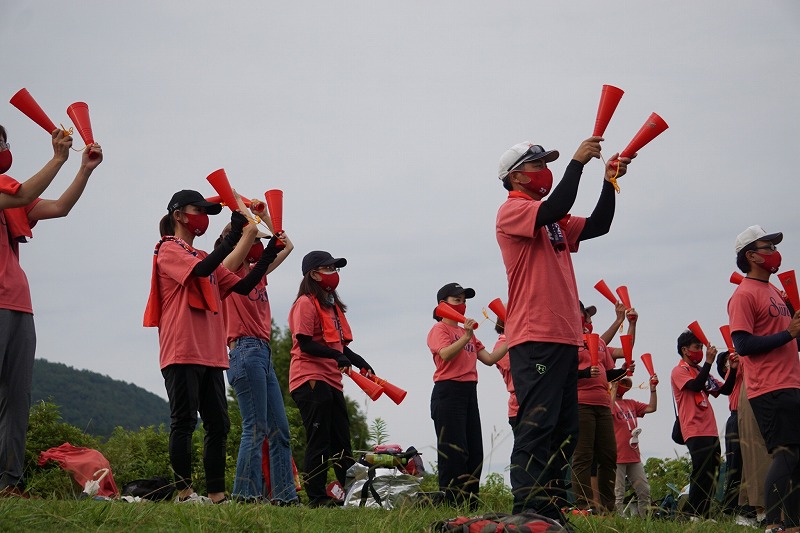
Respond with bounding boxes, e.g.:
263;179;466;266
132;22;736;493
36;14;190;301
0;309;36;489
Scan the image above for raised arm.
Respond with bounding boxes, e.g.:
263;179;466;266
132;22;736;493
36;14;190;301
0;130;72;210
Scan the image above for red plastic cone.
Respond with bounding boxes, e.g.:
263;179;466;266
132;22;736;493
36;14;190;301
615;285;632;309
594;279;618;305
488;298;507;322
719;325;735;352
620;112;669;159
435;302;478;329
641;353;655;377
778;270;800;313
363;370;407;404
10;88;57;134
264;189;283;234
620;334;633;374
585;333;600;367
687;320;710;347
66;102;94;145
593;85;624;137
346;368;384;401
205;194;253;208
206;169;239;212
730;272;744;285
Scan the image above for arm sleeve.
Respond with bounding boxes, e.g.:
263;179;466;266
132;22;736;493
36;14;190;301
192;230;242;277
577;368;592;379
229;237;281;294
344;346;373;372
578;180;616;241
732;330;796;356
718;367;737;395
682;362;713;392
535;160;584;228
606;367;627;382
296;334;342;360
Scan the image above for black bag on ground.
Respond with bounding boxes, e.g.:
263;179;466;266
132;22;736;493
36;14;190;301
121;476;175;501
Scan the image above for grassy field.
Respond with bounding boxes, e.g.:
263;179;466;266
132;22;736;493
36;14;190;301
0;498;760;532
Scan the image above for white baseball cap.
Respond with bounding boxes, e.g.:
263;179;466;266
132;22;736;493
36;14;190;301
497;142;559;180
734;225;783;254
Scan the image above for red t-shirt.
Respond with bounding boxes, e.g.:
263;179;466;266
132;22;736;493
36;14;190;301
222;265;272;345
427;321;485;383
728;367;743;411
0;200;41;314
612;398;648;463
671;362;718;439
288;295;344;392
577;337;615;406
494;335;519;418
155;241;242;370
496;194;586;348
728;278;800;398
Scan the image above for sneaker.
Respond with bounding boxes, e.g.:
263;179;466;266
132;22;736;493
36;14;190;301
175;492;213;504
736;515;757;527
213;496;231;505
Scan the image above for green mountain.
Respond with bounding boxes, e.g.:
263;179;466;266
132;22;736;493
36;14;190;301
31;359;170;438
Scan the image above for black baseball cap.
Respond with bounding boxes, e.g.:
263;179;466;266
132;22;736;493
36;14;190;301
302;250;347;275
167;190;223;215
579;301;597;317
437;282;476;302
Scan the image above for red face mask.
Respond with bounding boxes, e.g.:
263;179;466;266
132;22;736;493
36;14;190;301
756;250;782;274
617;383;631;398
182;212;209;236
516;168;553;197
246;241;264;263
583;321;593;334
317;271;340;291
446;302;467;316
0;149;12;174
686;349;704;365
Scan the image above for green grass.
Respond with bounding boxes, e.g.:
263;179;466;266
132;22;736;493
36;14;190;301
0;499;759;533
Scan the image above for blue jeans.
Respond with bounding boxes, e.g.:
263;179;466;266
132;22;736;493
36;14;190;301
227;337;297;501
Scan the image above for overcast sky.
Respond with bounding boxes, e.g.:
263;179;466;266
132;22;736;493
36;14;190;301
3;1;800;481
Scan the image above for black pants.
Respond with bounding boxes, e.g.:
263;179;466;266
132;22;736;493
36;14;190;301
291;380;353;502
508;342;578;518
430;380;483;507
722;410;742;514
685;436;721;518
162;364;230;493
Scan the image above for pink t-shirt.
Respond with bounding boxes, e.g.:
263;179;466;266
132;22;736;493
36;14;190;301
0;200;41;314
288;295;344;392
222;265;272;345
612;398;648;464
494;335;519;418
155;241;242;370
671;362;718;440
427;321;486;383
728;278;800;398
496;194;587;348
577;337;615;406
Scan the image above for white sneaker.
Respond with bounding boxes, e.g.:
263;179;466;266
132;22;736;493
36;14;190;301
175;492;213;504
735;515;757;527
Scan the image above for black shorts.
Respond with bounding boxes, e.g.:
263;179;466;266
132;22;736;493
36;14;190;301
749;388;800;453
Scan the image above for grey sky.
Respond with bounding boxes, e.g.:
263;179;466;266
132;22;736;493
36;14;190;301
3;1;800;479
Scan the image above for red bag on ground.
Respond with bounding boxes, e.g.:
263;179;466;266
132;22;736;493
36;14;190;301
432;512;565;532
38;442;119;497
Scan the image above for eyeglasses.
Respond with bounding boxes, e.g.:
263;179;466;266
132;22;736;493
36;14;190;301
752;243;777;252
0;141;9;151
316;267;340;274
507;144;547;172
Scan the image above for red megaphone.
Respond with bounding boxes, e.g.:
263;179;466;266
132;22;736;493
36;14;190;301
362;370;407;404
206;169;240;212
594;279;618;305
730;271;744;285
435;302;478;329
640;353;655;377
687;320;711;347
616;285;632;309
620;334;633;375
67;102;100;160
593;85;624;137
585;333;600;367
778;270;800;313
719;325;735;352
205;194;254;208
620;112;669;159
10;88;57;134
264;189;284;235
488;298;506;322
346;368;383;401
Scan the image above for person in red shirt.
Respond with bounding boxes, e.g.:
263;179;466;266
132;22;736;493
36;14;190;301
728;225;800;532
288;251;374;508
611;375;657;518
495;138;631;521
0;125;102;498
428;282;507;508
144;190;281;504
493;318;519;428
671;330;738;519
218;208;296;504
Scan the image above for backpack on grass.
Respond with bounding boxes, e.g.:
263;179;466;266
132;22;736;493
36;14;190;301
431;512;565;532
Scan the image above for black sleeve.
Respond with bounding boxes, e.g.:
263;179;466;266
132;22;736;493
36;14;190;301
192;231;241;277
344;346;373;373
732;330;796;356
577;367;592;379
682;362;712;392
578;180;616;241
229;236;281;295
535;160;585;228
606;367;627;382
718;367;737;396
296;334;342;360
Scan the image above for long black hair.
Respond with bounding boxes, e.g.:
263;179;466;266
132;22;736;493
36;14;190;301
295;271;347;312
159;212;177;237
